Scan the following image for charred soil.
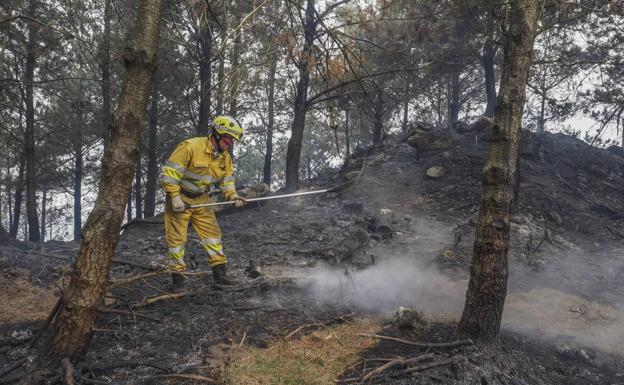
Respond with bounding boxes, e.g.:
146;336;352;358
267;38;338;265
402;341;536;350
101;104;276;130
1;128;623;384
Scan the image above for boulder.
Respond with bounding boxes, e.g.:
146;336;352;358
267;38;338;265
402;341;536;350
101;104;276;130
407;130;454;151
425;165;446;179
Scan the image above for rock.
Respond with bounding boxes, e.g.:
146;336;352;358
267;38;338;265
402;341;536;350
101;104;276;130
392;306;426;330
407;121;435;133
425;166;446;179
407;130;454;151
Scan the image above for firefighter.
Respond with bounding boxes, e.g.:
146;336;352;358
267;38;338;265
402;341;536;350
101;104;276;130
160;115;246;292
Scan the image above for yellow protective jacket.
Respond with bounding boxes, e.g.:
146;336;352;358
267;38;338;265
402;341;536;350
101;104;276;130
161;137;237;200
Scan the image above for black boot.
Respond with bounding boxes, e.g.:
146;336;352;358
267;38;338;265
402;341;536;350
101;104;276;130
170;272;187;293
212;264;239;287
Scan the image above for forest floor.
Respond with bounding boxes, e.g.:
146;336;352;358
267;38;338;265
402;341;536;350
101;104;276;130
1;127;624;384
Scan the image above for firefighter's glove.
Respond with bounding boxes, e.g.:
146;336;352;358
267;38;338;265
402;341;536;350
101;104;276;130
231;195;247;208
171;195;186;212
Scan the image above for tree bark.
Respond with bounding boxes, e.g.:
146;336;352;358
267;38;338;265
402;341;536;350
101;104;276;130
50;0;162;360
144;74;159;217
41;182;47;242
10;152;25;238
197;19;212;136
372;93;384;145
457;0;541;343
101;0;112;150
344;109;350;167
483;15;497;118
25;0;41;242
263;57;277;186
449;71;460;127
285;0;316;192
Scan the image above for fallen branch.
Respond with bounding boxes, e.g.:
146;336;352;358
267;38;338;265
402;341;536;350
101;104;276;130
361;353;434;381
107;270;209;290
98;307;162;322
132;291;188;309
146;373;215;383
358;334;473;349
401;356;466;374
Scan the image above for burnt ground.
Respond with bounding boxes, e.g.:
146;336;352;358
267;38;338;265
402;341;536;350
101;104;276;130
1;128;624;384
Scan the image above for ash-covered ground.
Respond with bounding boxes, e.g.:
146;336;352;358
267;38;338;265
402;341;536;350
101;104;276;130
1;127;623;384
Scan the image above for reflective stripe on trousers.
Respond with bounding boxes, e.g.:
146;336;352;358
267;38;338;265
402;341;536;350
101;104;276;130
164;195;227;269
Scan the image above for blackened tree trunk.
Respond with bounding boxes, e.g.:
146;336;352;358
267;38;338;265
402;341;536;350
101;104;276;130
25;0;40;242
285;0;316;192
449;71;460;127
457;0;541;343
483;17;498;118
50;0;162;360
344;108;350;167
144;75;159;217
402;75;410;136
372;93;384;145
40;182;47;242
126;192;132;222
10;152;25;237
73;125;83;241
197;21;212;136
263;57;277;186
101;0;112;150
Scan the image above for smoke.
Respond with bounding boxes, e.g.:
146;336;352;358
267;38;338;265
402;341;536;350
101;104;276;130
297;256;466;316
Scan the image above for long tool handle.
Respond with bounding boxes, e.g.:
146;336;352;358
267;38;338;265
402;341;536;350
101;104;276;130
187;188;329;209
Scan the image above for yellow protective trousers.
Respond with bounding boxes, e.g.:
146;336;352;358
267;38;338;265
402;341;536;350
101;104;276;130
164;193;227;271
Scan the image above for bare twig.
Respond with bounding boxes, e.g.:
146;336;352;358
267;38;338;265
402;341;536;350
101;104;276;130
98;307;162;322
361;353;434;381
401;356;466;374
358;334;473;349
131;292;188;309
286;313;354;339
146;373;216;383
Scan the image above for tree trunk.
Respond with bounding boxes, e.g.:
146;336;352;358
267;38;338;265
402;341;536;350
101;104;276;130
285;0;316;192
135;152;142;219
449;71;460;127
126;191;132;223
372;93;384;145
483;16;497;118
10;152;25;238
216;46;225;115
41;182;47;242
197;20;212;136
263;57;277;186
25;0;40;242
344;108;350;168
73;126;83;241
101;0;112;150
50;0;162;361
402;75;410;136
144;74;159;217
457;0;541;343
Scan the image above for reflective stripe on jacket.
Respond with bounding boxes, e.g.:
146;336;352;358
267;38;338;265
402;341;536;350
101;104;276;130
161;137;237;200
